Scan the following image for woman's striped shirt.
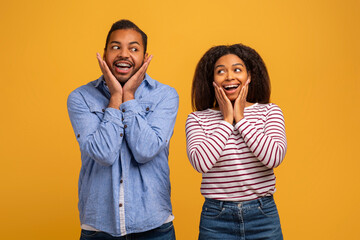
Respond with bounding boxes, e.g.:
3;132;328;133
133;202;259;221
186;103;287;201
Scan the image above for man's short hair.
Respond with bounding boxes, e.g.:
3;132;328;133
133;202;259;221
104;19;148;54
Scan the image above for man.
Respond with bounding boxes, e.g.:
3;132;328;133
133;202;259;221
67;20;178;239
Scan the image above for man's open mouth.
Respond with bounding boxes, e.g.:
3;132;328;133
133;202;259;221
114;61;133;73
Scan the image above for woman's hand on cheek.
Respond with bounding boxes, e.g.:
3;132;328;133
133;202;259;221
234;78;250;123
213;82;234;124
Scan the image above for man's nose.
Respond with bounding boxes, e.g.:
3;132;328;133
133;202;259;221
118;48;130;58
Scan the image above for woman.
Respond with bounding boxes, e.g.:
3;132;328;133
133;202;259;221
186;44;287;240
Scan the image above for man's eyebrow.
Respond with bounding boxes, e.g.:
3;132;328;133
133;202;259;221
129;41;141;45
109;41;140;45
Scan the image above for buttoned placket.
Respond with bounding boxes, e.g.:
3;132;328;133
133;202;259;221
118;112;127;236
119;176;126;235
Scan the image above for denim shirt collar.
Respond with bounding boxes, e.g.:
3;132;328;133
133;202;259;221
94;73;155;93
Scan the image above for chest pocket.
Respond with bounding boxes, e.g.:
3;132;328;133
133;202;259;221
139;101;154;117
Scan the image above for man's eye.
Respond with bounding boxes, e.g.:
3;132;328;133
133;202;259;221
130;47;138;52
111;46;120;50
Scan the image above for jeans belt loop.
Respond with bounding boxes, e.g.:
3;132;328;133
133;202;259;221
219;200;224;209
258;196;264;208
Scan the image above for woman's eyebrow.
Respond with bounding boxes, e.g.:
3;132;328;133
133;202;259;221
215;64;225;69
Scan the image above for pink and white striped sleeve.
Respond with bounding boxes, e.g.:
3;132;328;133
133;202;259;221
186;113;233;173
235;104;287;168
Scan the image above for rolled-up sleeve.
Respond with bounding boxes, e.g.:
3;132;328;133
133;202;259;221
67;90;125;166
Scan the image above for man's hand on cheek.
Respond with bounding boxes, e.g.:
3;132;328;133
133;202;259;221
123;54;153;102
97;53;123;109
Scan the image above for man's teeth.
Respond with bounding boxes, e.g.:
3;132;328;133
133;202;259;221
224;85;239;89
116;63;131;67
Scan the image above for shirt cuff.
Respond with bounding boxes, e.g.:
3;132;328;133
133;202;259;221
119;99;142;119
103;107;123;127
219;120;234;135
234;118;249;133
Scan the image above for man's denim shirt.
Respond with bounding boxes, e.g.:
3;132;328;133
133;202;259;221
67;74;179;236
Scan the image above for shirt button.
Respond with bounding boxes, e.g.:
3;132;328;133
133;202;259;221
124;125;127;129
120;180;123;183
122;109;125;112
119;203;123;207
122;117;124;121
102;109;105;112
146;107;149;111
120;133;123;137
77;134;80;138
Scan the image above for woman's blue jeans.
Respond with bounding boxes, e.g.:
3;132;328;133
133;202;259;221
199;196;283;240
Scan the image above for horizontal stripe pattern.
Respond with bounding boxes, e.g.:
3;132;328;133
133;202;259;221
186;103;287;201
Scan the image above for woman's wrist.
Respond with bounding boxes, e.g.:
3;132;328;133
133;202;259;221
224;116;234;125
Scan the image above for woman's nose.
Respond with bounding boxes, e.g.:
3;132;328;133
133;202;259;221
227;71;235;80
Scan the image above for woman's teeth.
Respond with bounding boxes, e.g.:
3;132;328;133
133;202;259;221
223;85;239;90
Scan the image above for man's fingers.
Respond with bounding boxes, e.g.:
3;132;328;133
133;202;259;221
96;53;105;74
131;54;153;80
96;52;113;77
145;54;153;63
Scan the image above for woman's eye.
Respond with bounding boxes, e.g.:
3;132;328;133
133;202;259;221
217;70;225;74
234;68;241;72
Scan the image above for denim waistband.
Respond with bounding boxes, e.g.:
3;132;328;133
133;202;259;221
204;195;274;209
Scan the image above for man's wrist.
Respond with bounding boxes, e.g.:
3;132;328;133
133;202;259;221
108;96;122;109
123;93;135;103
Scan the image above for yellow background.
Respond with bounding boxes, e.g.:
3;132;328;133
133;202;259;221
1;0;359;239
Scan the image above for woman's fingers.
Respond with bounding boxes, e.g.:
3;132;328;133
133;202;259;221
242;80;250;101
214;84;225;110
213;82;221;102
219;87;229;103
244;80;249;99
